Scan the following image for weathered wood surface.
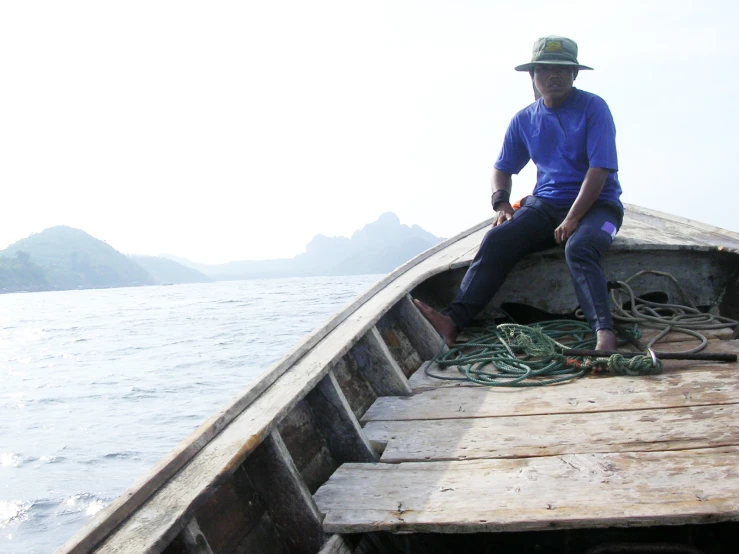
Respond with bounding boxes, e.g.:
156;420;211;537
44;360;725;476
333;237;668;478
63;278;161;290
193;462;265;554
364;403;739;462
87;227;486;553
305;371;379;464
331;355;378;420
349;327;412;397
315;338;739;534
278;400;338;494
408;338;739;391
391;294;447;360
369;364;739;423
377;314;425;377
242;431;324;554
617;204;739;252
314;447;739;533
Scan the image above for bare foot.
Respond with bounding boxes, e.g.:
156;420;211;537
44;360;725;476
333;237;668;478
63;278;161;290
595;329;617;352
592;329;617;374
413;299;459;347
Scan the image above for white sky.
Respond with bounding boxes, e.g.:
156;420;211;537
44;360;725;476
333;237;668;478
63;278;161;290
1;0;737;264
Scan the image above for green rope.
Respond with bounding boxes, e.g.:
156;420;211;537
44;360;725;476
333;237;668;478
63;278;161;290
426;271;738;387
428;320;661;387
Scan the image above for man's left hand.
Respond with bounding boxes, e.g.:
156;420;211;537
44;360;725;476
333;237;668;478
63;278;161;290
554;217;580;244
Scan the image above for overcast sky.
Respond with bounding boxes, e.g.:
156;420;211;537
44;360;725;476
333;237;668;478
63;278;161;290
1;1;737;263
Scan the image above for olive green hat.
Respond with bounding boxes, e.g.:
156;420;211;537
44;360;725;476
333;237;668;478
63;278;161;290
514;36;593;72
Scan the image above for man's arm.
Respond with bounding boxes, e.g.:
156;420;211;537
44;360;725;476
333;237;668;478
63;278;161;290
553;167;610;244
491;168;515;227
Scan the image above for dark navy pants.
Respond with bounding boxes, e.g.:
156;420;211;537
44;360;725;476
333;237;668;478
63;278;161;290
445;196;623;332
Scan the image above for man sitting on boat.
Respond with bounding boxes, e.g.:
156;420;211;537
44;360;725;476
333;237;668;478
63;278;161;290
416;35;623;353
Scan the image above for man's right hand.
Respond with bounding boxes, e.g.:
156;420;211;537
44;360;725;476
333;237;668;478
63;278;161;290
493;203;514;227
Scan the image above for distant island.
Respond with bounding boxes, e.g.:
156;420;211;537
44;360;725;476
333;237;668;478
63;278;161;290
0;213;444;293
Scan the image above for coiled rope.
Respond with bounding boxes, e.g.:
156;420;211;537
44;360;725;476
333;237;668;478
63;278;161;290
426;271;737;386
609;270;737;354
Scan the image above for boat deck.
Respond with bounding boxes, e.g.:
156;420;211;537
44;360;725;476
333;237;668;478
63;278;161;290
314;332;739;535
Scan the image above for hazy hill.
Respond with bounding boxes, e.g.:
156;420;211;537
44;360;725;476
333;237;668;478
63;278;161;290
0;226;155;292
1;213;444;292
171;212;444;280
0;251;49;292
130;255;213;285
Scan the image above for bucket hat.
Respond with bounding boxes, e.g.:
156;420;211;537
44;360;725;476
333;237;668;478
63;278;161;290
514;36;593;72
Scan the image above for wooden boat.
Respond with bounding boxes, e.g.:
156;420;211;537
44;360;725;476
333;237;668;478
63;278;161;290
57;204;739;554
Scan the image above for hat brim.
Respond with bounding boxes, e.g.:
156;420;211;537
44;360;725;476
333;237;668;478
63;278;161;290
514;61;594;72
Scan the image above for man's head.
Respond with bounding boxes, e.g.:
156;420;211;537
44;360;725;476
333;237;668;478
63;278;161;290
515;36;592;106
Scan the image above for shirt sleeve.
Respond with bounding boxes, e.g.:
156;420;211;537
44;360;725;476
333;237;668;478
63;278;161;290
586;97;618;172
494;114;530;175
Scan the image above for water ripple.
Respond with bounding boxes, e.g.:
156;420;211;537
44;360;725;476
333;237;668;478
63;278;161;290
0;274;380;553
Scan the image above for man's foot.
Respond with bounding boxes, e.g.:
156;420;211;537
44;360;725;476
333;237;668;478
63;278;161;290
595;329;617;352
592;329;617;374
413;299;459;347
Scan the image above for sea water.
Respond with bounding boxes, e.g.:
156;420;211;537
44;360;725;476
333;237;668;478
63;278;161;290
0;275;381;554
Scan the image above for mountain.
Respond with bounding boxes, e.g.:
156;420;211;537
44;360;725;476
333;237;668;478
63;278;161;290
177;212;445;280
1;213;444;292
0;226;155;292
130;255;212;285
301;212;442;275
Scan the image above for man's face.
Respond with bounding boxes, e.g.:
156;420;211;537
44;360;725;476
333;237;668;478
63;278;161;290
533;64;575;104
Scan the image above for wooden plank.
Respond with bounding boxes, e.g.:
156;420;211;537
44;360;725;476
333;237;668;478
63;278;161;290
242;431;324;554
364;404;739;462
350;327;412;397
306;371;379;464
314;447;739;533
620;204;739;252
377;315;424;377
298;444;337;496
278;400;337;494
331;355;377;420
57;220;489;554
194;465;264;553
278;400;332;476
370;367;739;423
392;294;447;360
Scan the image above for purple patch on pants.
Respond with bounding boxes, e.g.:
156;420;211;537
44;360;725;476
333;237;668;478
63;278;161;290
601;221;617;238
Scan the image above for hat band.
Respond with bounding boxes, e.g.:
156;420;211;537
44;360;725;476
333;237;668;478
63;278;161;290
532;52;579;64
